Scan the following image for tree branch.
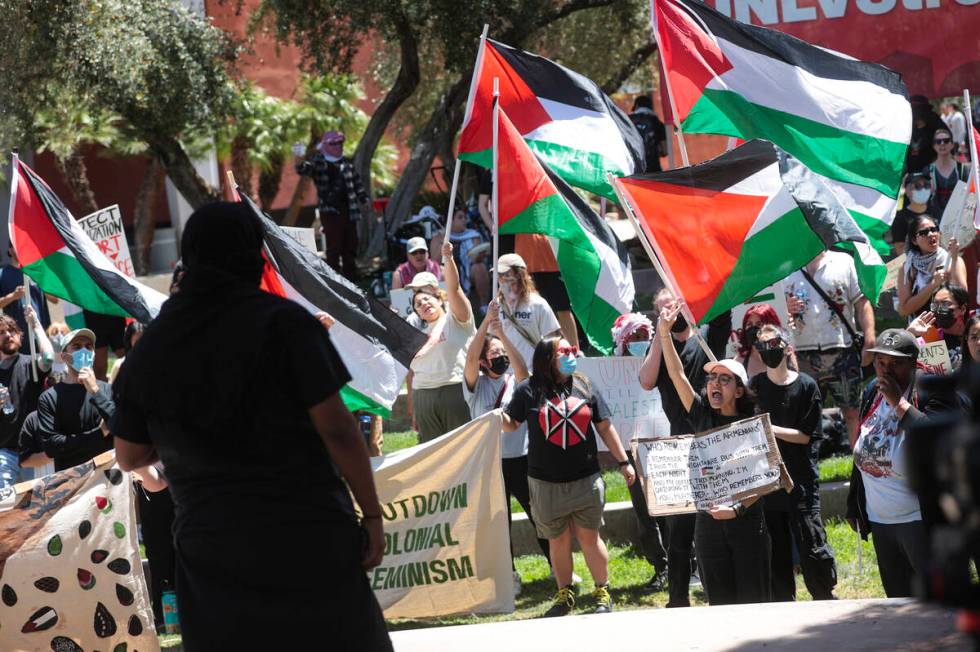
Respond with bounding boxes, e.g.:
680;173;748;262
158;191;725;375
536;0;619;31
601;40;658;96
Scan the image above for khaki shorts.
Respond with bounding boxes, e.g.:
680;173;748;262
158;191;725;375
528;473;605;539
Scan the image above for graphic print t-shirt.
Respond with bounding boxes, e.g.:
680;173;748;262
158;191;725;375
506;376;611;483
854;393;921;524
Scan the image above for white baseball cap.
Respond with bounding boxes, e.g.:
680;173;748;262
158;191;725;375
703;359;748;386
406;237;428;253
496;253;527;274
405;271;439;290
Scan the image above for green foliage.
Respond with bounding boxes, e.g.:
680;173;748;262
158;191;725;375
819;455;854;483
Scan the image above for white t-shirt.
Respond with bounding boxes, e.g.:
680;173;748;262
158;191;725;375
500;293;561;368
784;251;862;351
462;372;528;458
410;312;476;390
853;394;921;524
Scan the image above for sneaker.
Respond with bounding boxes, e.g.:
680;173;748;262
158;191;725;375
512;570;522;597
646;573;667;593
543;586;575;617
593;584;613;613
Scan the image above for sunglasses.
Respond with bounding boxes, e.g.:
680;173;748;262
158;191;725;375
916;226;940;237
557;345;579;356
706;373;735;386
753;338;784;352
934;138;951;145
325;139;344;146
410;250;428;256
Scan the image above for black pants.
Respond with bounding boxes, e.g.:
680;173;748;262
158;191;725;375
871;519;928;598
695;502;771;605
626;450;667;574
322;212;359;281
502;456;550;564
666;513;696;607
137;484;177;629
766;507;837;601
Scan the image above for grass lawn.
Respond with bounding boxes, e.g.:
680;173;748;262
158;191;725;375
819;455;853;483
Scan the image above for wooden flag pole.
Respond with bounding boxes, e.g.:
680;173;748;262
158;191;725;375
608;173;717;362
445;24;490;231
491;76;500;299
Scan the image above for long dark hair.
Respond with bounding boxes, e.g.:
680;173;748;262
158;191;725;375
905;213;938;255
530;336;590;397
963;313;980;373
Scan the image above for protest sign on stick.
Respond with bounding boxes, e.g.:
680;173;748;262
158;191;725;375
575;356;670;451
78;205;135;278
632;414;792;516
918;340;952;375
940;181;974;250
882;253;907;293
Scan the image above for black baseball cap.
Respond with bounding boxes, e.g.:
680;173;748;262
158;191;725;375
867;328;919;359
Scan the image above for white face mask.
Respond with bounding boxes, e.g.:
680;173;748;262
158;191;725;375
910;188;931;204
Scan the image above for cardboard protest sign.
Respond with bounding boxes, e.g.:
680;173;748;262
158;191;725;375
0;454;159;650
918;339;953;376
78;205;135;278
725;282;789;358
882;253;906;293
280;226;318;253
575;356;670;451
369;411;513;618
940;180;975;249
632;414;791;516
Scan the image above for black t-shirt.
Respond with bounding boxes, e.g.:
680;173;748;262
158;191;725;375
657;337;711;435
505;375;611;483
750;372;823;510
112;303;356;535
889;206;932;246
37;380;116;470
0;354;47;450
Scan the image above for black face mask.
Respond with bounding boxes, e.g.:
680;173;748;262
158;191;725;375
671;314;688;334
744;325;760;347
934;307;957;330
759;348;785;369
487;355;510;376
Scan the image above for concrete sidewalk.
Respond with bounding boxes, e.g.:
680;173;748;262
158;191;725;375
390;599;966;651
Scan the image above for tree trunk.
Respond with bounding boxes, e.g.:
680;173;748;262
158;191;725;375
133;157;164;276
147;134;220;209
380;76;471;250
230;135;253;197
353;17;420;262
258;153;284;212
55;150;99;215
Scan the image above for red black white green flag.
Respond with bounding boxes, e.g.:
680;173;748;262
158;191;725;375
614;140;885;324
7;156;166;323
496;107;634;353
459;37;645;200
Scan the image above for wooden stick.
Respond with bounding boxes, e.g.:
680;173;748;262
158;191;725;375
491;77;500;298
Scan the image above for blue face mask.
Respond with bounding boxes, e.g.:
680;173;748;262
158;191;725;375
627;341;650;357
558;354;577;374
71;348;94;371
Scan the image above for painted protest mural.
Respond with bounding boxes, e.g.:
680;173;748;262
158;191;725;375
0;455;159;651
369;411;513;618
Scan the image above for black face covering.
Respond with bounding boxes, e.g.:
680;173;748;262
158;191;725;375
487;356;510;376
671;314;688;333
759;348;785;369
744;325;760;347
934;307;956;330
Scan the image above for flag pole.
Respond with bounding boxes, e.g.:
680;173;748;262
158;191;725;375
608;173;716;362
650;0;690;167
6;152;36;381
491;76;500;299
445;24;489;230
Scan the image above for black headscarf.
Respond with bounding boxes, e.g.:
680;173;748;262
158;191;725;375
114;202;289;431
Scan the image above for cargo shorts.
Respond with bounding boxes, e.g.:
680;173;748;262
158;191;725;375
528;473;605;539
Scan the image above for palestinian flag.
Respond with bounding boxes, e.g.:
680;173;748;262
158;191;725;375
8;157;166;323
459;37;644;200
614;140;885;324
653;0;910;253
496;108;634;353
242;194;426;416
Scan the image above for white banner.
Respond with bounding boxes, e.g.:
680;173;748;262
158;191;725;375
369;411;513;618
634;414;790;515
78;205;135;278
575;357;670;451
0;454;158;650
